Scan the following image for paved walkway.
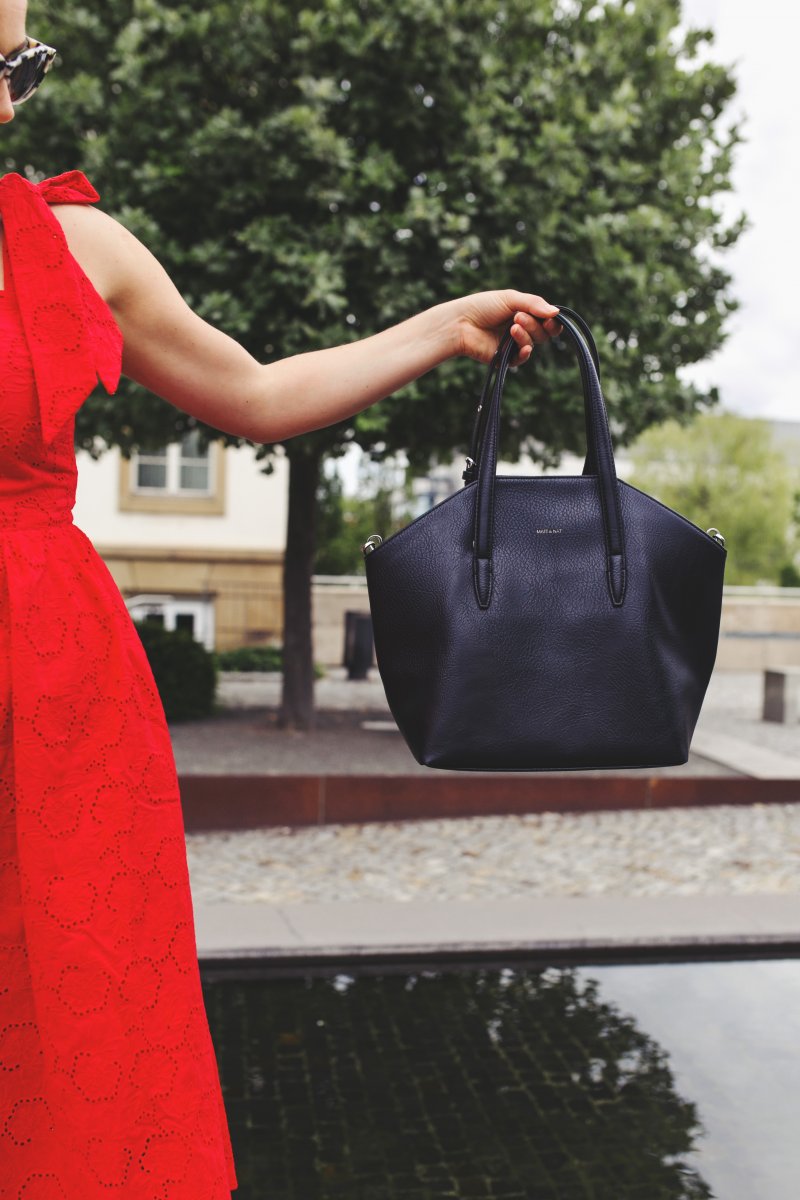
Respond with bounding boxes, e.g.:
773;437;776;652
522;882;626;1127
194;893;800;961
187;801;800;958
171;668;800;779
177;668;799;958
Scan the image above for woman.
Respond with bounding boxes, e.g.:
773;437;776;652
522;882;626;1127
0;4;560;1196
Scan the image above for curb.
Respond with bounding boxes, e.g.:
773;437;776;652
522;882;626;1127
179;773;800;831
194;894;800;967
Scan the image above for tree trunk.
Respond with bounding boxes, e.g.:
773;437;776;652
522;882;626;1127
279;446;322;730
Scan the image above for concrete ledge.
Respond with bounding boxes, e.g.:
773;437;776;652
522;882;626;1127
690;730;800;779
179;774;800;830
194;894;800;964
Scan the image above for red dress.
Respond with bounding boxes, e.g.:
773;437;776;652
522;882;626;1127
0;172;237;1198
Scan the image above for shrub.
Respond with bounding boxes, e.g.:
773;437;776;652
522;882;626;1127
214;644;283;672
134;621;217;721
213;644;326;678
779;561;800;588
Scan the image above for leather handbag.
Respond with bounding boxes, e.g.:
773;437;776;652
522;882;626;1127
362;307;727;771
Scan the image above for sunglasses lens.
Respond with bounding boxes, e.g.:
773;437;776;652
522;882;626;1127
9;54;47;103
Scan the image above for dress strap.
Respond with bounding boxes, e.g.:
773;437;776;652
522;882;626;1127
0;169;122;444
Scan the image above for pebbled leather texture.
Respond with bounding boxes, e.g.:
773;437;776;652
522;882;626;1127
365;310;727;772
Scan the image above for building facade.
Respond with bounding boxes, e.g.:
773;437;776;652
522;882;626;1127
74;417;800;659
73;436;287;651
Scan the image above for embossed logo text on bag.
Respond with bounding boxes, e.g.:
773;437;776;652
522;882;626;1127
536;528;562;534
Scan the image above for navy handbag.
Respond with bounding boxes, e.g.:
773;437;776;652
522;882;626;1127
362;307;727;771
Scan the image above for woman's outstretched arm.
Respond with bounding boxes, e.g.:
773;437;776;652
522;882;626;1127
54;203;560;444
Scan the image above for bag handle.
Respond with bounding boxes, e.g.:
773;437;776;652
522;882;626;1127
472;307;627;610
464;305;602;482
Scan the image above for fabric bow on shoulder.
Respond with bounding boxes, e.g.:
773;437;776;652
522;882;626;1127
0;168;123;444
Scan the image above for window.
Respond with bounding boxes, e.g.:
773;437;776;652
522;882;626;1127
126;594;215;650
119;434;225;515
133;431;211;496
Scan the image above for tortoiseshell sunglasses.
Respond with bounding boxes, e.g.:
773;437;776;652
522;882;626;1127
0;37;57;104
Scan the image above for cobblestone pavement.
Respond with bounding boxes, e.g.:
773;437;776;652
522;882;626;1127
185;802;800;905
182;669;799;904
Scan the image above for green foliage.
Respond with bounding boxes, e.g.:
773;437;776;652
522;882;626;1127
14;0;742;466
214;644;283;671
212;644;325;676
625;413;798;585
780;562;800;588
134;620;217;720
314;465;413;574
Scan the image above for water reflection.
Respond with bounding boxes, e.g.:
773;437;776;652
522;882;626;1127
587;960;800;1200
204;965;713;1199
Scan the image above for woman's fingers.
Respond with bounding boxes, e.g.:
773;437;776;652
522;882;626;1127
507;306;562;367
506;290;560;320
454;290;559;366
509;323;534;367
514;310;560;345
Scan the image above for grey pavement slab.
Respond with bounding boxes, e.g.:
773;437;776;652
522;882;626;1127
171;668;798;779
691;729;800;779
193;893;800;960
171;707;739;777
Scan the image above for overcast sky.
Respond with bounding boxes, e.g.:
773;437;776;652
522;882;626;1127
679;0;799;421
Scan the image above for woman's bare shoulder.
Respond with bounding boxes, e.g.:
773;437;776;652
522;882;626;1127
49;202;148;307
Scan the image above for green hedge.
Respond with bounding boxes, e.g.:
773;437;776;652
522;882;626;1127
135;621;217;721
214;644;283;672
213;645;326;678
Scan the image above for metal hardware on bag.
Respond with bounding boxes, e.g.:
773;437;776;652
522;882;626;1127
362;534;383;557
462;456;476;483
706;527;726;548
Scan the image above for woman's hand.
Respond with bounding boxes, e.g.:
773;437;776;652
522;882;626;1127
453;289;561;367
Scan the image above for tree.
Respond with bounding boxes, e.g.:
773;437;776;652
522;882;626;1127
314;460;413;576
10;0;743;726
625;412;799;585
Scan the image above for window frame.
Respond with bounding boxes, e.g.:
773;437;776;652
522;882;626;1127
132;436;213;498
119;439;226;516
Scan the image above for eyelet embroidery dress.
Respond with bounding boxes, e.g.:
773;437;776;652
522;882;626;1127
0;171;237;1199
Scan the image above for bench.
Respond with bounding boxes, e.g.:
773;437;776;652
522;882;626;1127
762;668;800;723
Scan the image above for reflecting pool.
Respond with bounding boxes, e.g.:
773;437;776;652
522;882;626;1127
202;958;800;1199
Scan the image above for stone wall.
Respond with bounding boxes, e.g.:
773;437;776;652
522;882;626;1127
312;579;800;670
717;587;800;668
